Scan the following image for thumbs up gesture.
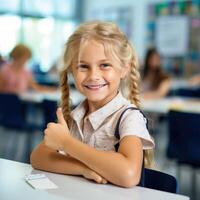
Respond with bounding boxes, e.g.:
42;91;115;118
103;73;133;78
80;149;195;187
44;107;70;151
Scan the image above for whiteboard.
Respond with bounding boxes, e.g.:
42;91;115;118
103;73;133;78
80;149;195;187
156;16;189;56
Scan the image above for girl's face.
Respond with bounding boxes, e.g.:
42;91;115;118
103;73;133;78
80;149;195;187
71;39;128;111
149;53;161;70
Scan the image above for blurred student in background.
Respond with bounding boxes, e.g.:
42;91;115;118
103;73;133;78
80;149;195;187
0;44;57;94
140;48;171;99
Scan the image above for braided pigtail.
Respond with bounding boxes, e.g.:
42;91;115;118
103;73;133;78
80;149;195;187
128;48;154;169
59;69;72;126
128;53;141;108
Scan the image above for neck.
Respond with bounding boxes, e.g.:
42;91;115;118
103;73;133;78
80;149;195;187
10;61;24;71
86;91;119;114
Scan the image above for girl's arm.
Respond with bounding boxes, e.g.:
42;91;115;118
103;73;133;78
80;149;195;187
30;141;107;184
142;79;171;99
44;108;143;188
29;78;58;92
60;135;143;188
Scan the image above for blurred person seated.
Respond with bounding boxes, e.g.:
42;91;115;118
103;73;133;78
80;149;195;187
0;44;58;94
140;48;171;99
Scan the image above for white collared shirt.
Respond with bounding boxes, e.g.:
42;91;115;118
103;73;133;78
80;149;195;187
70;92;155;151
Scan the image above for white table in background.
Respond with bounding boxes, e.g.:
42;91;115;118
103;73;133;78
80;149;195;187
141;97;200;114
0;158;189;200
19;89;84;107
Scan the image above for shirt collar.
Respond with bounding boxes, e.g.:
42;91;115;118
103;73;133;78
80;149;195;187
71;92;129;130
70;99;87;126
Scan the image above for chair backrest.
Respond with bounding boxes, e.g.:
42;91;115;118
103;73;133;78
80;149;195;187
167;110;200;165
42;99;58;127
144;168;178;193
175;87;200;98
0;93;26;128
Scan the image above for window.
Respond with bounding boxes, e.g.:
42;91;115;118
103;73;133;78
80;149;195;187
0;0;79;72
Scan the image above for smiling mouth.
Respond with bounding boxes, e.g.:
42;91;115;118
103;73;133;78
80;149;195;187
84;83;108;90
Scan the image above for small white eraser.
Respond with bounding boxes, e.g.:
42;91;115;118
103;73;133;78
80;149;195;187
24;173;58;189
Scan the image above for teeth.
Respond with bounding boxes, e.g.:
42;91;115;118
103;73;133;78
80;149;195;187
85;83;107;89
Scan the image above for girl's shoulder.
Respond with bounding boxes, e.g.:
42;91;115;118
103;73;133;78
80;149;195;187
118;105;147;124
117;105;154;149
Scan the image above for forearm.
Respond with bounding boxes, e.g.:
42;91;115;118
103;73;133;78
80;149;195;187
63;137;142;187
142;90;166;99
30;142;87;176
30;81;57;92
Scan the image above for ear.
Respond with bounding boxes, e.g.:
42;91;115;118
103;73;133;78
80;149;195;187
120;65;130;79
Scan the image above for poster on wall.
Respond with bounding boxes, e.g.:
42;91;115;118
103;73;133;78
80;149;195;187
156;16;189;56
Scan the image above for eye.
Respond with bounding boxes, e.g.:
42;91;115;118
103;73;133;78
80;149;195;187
77;64;89;71
100;63;111;69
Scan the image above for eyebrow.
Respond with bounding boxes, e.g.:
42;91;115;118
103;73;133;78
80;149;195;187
79;59;110;64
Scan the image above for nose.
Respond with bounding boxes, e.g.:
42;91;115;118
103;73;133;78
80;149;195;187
88;66;101;80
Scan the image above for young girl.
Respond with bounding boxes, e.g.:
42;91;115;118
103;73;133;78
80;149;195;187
31;21;154;188
141;48;171;99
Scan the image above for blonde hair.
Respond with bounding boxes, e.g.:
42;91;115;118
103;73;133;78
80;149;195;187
10;44;32;61
60;21;154;168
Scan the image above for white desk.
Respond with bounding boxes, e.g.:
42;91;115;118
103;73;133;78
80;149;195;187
141;97;200;114
0;158;189;200
19;89;84;107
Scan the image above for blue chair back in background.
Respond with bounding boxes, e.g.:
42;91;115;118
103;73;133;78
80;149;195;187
175;87;200;98
0;93;25;128
42;99;58;128
167;110;200;165
0;93;34;163
144;168;178;193
167;110;200;200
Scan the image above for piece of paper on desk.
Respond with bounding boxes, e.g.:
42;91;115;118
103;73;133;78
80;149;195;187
24;173;58;189
58;150;66;155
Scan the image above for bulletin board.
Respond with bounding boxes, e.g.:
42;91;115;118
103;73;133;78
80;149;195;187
156;16;189;56
146;1;200;77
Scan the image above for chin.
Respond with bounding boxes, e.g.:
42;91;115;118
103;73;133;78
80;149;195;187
87;96;106;102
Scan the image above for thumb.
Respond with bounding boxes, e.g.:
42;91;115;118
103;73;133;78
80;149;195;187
56;107;66;125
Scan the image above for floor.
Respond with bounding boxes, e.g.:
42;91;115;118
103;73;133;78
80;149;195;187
0;119;199;200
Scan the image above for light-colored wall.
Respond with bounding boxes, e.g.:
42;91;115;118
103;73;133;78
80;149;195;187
83;0;185;61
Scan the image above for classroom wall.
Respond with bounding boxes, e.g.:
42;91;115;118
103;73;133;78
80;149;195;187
83;0;187;61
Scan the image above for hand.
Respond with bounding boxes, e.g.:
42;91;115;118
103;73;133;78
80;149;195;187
83;167;107;184
44;108;70;151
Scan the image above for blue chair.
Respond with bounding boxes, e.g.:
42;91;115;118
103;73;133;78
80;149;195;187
0;93;26;128
0;93;34;163
144;168;178;193
175;87;200;98
167;110;200;199
42;99;58;128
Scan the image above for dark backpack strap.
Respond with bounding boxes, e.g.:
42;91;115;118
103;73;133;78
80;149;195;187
114;107;148;187
114;107;148;151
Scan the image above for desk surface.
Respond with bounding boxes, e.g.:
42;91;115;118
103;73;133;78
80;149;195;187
0;158;189;200
19;90;84;106
141;97;200;114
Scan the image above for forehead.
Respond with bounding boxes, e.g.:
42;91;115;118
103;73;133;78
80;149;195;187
78;39;107;61
75;38;122;67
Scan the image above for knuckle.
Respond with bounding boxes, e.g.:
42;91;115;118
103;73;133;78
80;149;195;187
47;122;54;128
